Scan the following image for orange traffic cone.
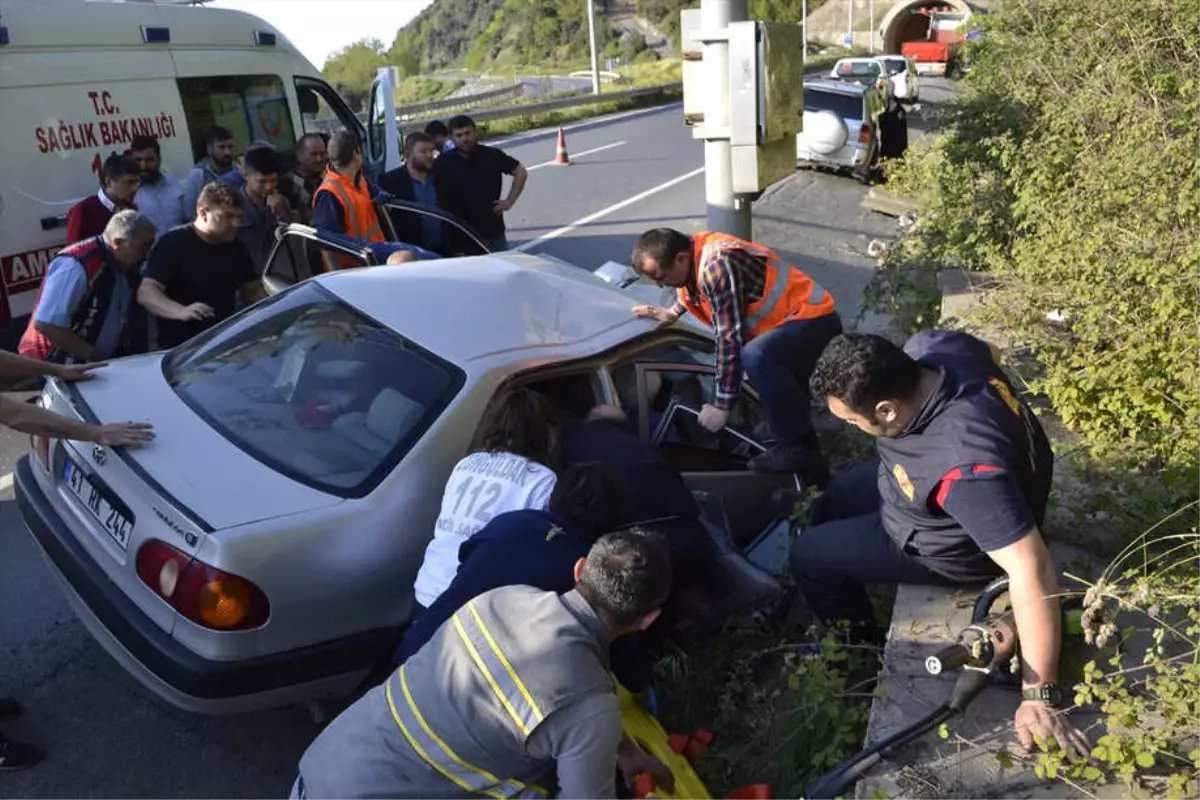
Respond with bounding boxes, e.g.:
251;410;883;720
554;127;570;165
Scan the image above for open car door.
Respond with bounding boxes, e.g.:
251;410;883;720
609;333;802;548
376;199;494;258
260;225;378;296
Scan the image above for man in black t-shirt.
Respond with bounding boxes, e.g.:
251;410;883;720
433;114;528;251
138;181;265;349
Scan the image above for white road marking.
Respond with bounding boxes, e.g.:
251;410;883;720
514;166;705;253
527;140;626;171
487;102;682;148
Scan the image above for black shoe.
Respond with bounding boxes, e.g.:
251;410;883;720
0;735;43;771
749;443;831;488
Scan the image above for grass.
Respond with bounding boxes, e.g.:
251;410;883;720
395;77;465;105
647;423;892;798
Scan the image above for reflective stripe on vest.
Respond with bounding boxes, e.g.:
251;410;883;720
384;602;552;799
321;179;383;242
452;600;546;736
385;668;536;799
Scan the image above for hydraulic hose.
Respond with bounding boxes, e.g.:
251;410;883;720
801;668;991;799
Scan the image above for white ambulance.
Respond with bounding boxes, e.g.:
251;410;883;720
0;0;402;339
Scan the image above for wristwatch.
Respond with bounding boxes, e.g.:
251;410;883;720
1022;683;1064;708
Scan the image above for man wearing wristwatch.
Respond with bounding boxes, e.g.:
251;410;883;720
790;330;1088;757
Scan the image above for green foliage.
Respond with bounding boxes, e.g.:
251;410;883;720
395;78;464;106
655;625;880;797
638;0;830;46
322;38;390;111
465;0;620;68
869;0;1199;481
390;0;507;71
1037;524;1199;797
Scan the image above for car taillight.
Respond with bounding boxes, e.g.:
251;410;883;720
31;434;50;472
30;396;51;472
136;540;270;631
859;123;872;144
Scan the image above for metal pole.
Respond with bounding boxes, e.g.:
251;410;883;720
701;0;750;238
801;0;808;65
586;0;602;95
847;0;853;49
869;0;875;52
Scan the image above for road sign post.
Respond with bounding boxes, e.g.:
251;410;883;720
681;5;806;241
695;0;752;239
585;0;602;95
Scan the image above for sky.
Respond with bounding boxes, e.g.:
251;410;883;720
210;0;434;69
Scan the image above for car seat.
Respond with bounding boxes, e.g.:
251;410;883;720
333;387;424;459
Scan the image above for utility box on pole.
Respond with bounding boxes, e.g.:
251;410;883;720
682;6;806;237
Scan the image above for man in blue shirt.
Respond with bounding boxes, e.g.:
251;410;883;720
379;132;444;254
392;462;655;689
394;462;625;664
793;330;1087;759
19;210;156;363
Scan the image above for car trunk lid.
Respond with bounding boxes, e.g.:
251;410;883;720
66;353;345;532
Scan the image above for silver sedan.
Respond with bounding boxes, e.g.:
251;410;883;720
15;220;794;715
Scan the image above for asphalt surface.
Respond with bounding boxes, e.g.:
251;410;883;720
0;79;958;798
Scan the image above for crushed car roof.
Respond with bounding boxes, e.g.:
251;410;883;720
317;252;657;364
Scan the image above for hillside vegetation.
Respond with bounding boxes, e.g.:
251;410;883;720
324;0;831;96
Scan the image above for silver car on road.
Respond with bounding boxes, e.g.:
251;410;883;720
16;218;793;714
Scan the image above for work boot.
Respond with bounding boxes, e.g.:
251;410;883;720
749;442;831;488
0;733;43;771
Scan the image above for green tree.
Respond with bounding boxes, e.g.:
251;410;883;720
322;38;389;111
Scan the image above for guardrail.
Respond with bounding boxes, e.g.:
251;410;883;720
397;81;682;133
398;83;526;119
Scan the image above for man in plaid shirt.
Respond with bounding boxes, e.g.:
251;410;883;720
630;228;843;485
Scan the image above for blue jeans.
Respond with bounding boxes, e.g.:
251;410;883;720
741;312;843;445
788;460;1000;638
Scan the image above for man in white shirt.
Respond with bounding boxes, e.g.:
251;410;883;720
130;135;184;241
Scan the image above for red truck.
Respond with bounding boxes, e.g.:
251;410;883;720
901;39;962;76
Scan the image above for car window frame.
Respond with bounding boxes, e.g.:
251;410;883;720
261;225;378;293
631;361;768;453
161;281;467;499
375;199;494;258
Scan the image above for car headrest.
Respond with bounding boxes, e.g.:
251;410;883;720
366;388;422;444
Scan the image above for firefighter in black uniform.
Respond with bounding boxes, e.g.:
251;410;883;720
791;330;1089;758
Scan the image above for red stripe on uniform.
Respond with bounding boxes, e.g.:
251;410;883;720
933;464;1003;509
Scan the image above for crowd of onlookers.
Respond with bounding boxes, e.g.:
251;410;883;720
22;114;528;369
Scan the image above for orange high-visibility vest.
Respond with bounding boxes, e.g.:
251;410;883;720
313;168;385;271
678;232;836;339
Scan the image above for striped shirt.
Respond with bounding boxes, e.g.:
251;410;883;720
670;245;769;409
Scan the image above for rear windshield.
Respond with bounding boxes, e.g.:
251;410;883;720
163;282;464;497
881;59;907;75
803;88;864;120
836;61;882;78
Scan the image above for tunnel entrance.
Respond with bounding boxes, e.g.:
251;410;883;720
880;1;973;54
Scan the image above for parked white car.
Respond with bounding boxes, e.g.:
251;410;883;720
878;55;920;103
828;57;895;106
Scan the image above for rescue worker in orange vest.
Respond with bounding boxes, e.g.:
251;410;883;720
630;228;843;486
311;130;434;269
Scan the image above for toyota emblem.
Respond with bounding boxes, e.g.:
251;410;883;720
91;445;106;466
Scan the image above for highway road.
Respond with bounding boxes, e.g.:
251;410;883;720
0;80;958;798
